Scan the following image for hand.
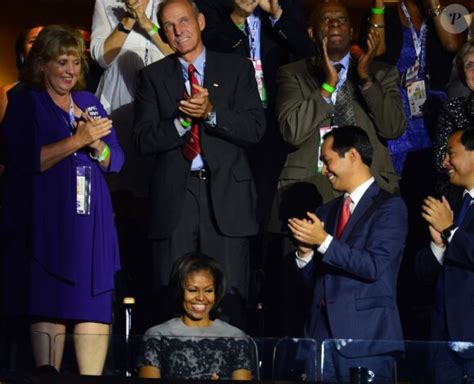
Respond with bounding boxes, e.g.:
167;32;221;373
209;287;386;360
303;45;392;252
210;373;220;380
126;0;150;29
421;196;454;233
179;84;213;119
233;0;259;18
288;211;328;247
259;0;283;19
428;225;444;247
357;29;380;79
321;36;339;89
75;112;112;148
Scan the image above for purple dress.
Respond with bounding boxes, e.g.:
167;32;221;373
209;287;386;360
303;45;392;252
1;85;123;323
388;27;447;175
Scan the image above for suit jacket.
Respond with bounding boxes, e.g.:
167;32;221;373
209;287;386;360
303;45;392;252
197;0;311;105
133;50;265;239
299;182;407;355
416;198;474;342
270;57;406;232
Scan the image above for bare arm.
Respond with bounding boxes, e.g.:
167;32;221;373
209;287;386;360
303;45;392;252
138;366;161;379
40;116;112;172
427;0;465;53
368;0;386;56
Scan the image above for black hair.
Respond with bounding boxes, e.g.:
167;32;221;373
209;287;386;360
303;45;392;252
460;128;474;151
323;125;373;167
168;252;225;319
15;25;43;69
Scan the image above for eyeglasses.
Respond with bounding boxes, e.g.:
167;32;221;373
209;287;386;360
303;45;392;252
464;61;474;72
320;16;348;25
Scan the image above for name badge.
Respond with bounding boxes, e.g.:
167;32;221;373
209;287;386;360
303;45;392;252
317;126;336;173
76;165;91;215
407;79;427;118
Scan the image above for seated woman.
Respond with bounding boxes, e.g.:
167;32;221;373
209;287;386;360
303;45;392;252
137;253;253;380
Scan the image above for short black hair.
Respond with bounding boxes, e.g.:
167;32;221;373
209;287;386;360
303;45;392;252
460;129;474;151
169;252;225;319
308;0;350;33
323;125;373;167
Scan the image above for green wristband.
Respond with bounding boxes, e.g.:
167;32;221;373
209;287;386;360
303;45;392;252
147;23;159;37
322;82;336;94
180;117;192;128
371;7;385;15
90;143;110;162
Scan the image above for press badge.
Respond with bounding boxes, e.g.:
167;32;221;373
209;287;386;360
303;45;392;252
407;79;427;118
251;59;268;108
76;166;91;215
317;126;335;173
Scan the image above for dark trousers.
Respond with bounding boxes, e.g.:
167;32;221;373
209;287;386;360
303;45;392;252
431;306;474;383
152;174;249;328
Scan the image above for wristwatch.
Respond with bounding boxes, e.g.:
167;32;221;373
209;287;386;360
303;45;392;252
117;22;132;34
441;223;457;244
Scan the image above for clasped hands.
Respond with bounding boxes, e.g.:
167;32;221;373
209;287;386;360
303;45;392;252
124;0;151;29
233;0;282;20
75;111;112;151
421;196;454;247
288;212;328;256
320;29;381;91
179;83;213;120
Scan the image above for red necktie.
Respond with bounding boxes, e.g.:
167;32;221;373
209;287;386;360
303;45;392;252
182;64;201;160
335;195;352;239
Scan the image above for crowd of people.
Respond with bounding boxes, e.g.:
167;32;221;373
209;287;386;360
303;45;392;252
0;0;473;381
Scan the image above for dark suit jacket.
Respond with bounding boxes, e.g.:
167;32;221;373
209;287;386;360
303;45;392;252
197;0;311;105
416;199;474;342
133;50;265;239
270;57;406;232
299;182;407;355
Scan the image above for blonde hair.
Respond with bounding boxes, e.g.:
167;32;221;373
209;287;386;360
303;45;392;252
20;24;88;90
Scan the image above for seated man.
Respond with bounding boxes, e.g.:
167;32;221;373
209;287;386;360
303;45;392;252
288;126;407;382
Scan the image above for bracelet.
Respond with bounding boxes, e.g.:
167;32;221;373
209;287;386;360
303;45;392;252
371;7;385;15
90;143;110;162
147;24;159;37
367;19;385;28
429;5;445;17
117;22;132;34
322;82;336;94
180;117;192;128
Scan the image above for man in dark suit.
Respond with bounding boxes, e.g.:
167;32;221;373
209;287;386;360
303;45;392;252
288;126;407;382
272;0;406;336
196;0;311;227
133;0;265;326
417;129;474;383
273;0;406;233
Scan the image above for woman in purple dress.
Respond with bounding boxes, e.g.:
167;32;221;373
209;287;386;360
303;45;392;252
1;25;124;375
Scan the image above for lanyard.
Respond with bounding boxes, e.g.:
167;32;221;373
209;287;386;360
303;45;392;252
401;1;428;66
144;0;156;65
68;94;76;130
246;12;261;61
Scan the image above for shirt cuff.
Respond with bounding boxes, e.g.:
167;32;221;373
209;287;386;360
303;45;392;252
269;12;281;26
174;117;190;136
295;250;314;269
317;234;332;254
430;241;446;265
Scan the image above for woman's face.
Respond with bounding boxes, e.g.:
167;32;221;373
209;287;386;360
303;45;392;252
23;26;43;58
42;54;81;96
182;270;216;327
464;51;474;91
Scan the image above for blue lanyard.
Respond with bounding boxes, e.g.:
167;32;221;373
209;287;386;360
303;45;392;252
401;1;428;72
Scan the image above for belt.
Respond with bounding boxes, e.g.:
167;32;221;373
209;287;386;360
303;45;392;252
189;168;207;180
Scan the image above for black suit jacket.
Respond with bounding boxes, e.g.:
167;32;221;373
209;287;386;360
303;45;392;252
133;50;265;239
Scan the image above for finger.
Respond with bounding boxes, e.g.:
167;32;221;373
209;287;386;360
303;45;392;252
306;211;318;222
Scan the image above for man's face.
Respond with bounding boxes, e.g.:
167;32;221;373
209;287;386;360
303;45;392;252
309;2;352;58
161;0;205;61
321;136;352;192
443;131;474;189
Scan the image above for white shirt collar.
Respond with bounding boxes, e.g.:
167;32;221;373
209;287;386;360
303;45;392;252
345;177;375;212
